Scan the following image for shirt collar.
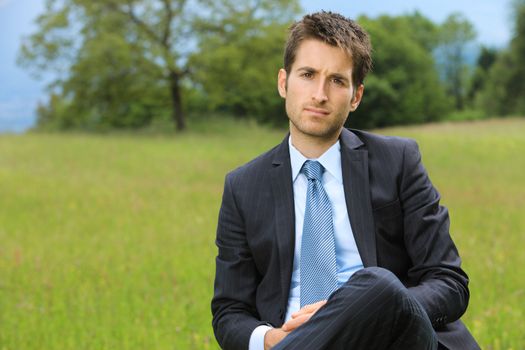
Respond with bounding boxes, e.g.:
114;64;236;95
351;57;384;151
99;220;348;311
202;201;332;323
288;136;343;183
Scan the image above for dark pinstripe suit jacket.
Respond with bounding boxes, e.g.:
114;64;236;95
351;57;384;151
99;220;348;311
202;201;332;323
212;128;479;350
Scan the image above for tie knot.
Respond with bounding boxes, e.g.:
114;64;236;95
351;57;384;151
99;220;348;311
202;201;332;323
302;160;324;181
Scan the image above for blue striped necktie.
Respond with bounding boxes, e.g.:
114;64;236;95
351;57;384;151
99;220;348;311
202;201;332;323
300;160;338;307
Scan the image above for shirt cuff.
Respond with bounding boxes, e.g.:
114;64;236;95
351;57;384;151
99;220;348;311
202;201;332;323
249;325;273;350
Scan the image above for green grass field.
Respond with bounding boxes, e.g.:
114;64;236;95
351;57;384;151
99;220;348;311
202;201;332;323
1;118;524;349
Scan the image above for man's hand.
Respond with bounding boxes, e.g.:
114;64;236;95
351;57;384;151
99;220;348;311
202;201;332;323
264;300;327;349
264;328;289;350
281;300;327;332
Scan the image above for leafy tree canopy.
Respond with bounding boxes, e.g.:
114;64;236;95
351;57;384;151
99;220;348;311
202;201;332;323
475;0;525;116
349;14;452;129
19;0;300;131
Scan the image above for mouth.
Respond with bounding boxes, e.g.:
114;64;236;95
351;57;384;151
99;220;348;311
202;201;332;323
304;106;330;117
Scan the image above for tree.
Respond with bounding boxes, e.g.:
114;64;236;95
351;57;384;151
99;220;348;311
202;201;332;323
467;46;497;105
475;0;525;116
504;0;525;113
19;0;301;131
20;4;474;131
349;14;451;129
19;0;204;131
188;0;299;125
402;11;442;52
435;13;476;110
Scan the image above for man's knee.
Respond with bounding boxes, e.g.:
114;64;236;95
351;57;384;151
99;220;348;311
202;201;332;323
315;267;435;349
351;266;399;283
332;267;421;317
339;267;404;297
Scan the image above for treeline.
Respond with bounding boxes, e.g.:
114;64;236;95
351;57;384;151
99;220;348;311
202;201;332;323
18;0;525;132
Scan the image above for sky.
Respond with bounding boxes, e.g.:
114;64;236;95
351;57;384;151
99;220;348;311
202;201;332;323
0;0;514;133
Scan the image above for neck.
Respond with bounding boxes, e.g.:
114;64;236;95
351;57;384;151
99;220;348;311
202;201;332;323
290;127;341;159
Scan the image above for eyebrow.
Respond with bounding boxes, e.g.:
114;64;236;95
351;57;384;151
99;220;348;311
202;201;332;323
297;66;316;73
296;66;350;83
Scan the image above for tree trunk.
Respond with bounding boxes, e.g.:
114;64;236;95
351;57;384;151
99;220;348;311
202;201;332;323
169;71;185;131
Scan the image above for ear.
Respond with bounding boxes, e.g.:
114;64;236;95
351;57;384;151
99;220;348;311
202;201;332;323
349;84;364;112
277;68;287;98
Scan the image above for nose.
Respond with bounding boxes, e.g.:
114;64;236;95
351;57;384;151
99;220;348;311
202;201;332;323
312;79;328;103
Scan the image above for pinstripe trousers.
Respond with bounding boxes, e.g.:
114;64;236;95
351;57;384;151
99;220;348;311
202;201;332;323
273;267;438;350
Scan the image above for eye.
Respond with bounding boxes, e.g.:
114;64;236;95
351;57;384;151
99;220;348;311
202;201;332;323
332;78;345;86
301;71;313;79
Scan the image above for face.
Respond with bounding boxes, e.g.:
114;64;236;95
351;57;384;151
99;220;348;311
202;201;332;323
278;39;364;142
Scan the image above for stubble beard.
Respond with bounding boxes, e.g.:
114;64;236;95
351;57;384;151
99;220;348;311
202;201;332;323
288;106;347;141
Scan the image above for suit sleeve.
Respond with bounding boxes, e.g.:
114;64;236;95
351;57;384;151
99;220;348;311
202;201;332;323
400;139;470;328
212;174;266;350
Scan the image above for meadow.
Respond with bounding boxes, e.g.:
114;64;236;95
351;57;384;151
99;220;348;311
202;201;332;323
0;118;524;349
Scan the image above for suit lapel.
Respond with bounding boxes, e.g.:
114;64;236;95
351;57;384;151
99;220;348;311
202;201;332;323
340;129;377;267
269;135;296;309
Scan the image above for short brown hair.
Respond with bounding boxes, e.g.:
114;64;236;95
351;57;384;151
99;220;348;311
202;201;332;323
284;11;372;87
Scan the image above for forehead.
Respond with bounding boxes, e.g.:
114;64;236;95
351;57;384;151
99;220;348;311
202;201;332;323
292;39;353;75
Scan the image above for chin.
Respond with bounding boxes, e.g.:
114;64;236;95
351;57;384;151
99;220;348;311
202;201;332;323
303;126;340;139
291;117;342;139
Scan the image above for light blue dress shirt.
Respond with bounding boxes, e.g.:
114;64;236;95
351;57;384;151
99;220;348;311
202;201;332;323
249;137;364;350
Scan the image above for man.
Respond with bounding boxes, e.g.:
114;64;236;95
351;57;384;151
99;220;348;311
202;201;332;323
212;11;480;350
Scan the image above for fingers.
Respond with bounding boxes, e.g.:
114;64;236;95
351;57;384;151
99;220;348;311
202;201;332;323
282;314;311;332
282;300;328;332
291;300;327;318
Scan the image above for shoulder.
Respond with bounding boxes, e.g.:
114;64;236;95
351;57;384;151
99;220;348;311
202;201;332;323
343;128;423;171
348;128;418;151
225;141;283;185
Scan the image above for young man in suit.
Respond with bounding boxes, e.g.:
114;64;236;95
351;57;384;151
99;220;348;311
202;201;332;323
211;11;479;350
